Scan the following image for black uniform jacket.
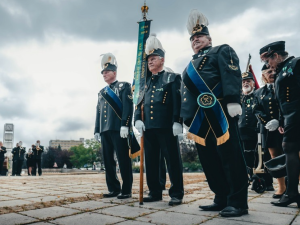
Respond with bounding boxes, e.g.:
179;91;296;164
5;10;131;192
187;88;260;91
94;81;133;134
238;92;258;141
0;146;7;161
275;56;300;126
11;147;26;160
32;145;44;159
253;85;279;126
134;70;182;129
180;45;242;126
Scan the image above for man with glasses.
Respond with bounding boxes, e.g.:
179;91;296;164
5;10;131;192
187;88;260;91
134;34;184;206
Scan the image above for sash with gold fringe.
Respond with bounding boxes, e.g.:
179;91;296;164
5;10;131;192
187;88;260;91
101;86;140;158
183;61;229;146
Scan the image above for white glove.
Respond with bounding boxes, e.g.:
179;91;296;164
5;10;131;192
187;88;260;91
265;119;279;131
120;126;129;138
227;103;242;118
173;122;183;136
135;120;145;137
94;133;101;143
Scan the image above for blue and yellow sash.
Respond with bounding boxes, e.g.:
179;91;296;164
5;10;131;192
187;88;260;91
183;61;229;146
100;86;140;158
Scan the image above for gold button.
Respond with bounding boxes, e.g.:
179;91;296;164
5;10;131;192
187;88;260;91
151;117;153;119
287;93;289;95
184;86;186;88
104;115;106;117
269;102;271;104
104;106;106;108
184;92;186;94
184;98;186;101
151;95;154;97
150;111;153;114
269;98;271;100
287;100;290;102
287;87;289;89
151;100;153;102
269;107;272;109
153;86;156;88
104;111;106;113
152;77;154;80
152;91;155;93
271;116;274;118
105;102;107;104
270;111;273;114
105;120;107;122
151;106;153;108
166;92;167;94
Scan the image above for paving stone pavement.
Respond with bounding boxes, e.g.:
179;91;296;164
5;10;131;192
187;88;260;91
0;173;299;225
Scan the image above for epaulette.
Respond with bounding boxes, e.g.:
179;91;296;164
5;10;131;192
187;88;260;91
209;44;230;54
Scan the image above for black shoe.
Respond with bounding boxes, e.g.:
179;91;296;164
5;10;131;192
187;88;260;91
271;194;300;207
219;206;248;217
117;193;132;199
266;185;275;191
169;197;182;206
143;196;162;202
103;191;120;198
273;193;285;199
199;203;226;211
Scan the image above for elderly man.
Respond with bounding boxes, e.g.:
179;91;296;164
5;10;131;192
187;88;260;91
94;53;133;199
134;34;184;205
0;141;7;176
180;10;248;217
239;72;273;191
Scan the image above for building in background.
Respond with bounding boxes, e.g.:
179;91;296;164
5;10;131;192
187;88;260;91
49;138;84;150
3;123;14;158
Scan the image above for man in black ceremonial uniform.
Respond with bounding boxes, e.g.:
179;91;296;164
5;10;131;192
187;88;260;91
239;72;273;191
16;141;26;176
32;140;44;176
180;10;248;217
94;53;133;199
11;143;22;176
134;34;184;206
0;141;7;176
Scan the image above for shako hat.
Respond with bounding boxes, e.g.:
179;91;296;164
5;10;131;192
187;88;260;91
145;34;165;60
187;9;209;40
259;41;285;58
242;71;254;81
101;53;117;74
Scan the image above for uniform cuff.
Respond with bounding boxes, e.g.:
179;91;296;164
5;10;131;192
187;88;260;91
173;115;183;124
94;128;100;134
224;95;241;105
121;120;130;127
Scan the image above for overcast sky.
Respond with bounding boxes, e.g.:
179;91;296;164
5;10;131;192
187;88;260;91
0;0;299;149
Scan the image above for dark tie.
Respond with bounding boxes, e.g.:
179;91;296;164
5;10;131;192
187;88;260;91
268;84;274;95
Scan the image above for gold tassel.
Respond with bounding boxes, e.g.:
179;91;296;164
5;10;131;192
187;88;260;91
216;130;230;146
187;132;206;146
129;149;140;159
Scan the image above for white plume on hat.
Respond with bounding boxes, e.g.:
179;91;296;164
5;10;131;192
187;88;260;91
145;33;165;55
186;9;209;35
100;53;118;69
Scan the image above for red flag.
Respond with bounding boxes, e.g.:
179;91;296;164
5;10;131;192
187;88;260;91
249;64;260;90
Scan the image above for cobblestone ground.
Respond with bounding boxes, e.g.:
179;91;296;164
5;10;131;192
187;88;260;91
0;173;299;225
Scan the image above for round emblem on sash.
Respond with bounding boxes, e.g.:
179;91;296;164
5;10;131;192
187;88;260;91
197;92;217;108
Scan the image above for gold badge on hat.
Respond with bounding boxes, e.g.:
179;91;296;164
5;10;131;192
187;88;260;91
192;19;203;34
242;72;248;78
149;49;155;54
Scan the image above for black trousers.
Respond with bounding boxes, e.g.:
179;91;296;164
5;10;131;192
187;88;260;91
144;128;184;199
13;159;18;175
101;130;133;194
243;140;273;186
196;117;248;209
0;159;4;175
33;159;42;176
159;153;167;190
17;160;24;175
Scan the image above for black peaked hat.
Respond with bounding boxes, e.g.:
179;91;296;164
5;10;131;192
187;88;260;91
187;9;209;40
101;53;117;74
242;72;254;81
261;64;269;71
259;41;285;57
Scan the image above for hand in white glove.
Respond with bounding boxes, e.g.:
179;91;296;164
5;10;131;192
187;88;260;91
135;120;145;137
120;126;129;138
265;119;279;131
173;122;183;136
227;103;242;118
94;133;101;143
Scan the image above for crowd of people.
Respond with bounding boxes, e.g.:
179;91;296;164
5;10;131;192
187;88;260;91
93;9;300;218
0;140;44;176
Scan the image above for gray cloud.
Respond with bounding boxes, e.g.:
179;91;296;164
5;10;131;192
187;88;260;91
1;0;295;45
56;118;90;132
